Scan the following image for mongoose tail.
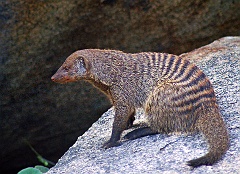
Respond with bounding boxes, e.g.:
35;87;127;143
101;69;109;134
188;106;229;167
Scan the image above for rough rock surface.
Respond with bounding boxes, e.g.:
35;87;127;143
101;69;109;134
47;37;240;174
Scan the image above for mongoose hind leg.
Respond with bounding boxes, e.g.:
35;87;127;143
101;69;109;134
187;106;229;167
124;127;157;140
144;84;182;133
144;84;229;167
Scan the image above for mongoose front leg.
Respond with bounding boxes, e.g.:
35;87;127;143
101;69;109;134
102;104;135;149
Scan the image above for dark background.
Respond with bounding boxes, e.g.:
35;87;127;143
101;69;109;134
0;0;239;173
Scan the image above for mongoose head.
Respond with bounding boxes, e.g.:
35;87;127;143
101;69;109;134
51;50;91;84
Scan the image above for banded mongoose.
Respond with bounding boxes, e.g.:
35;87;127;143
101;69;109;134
51;49;229;167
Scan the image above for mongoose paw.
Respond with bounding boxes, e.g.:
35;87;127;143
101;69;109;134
124;131;139;140
187;156;214;168
102;140;121;149
124;127;157;140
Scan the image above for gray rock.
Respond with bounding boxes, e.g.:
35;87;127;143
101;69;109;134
47;37;240;174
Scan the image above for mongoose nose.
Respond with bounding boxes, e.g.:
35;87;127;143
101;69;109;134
51;75;56;81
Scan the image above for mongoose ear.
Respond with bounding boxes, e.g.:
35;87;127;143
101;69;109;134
75;56;91;74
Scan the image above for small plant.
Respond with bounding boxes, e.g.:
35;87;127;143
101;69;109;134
17;141;55;174
18;165;49;174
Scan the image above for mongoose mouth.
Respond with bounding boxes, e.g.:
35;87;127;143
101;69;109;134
51;75;64;84
51;75;76;84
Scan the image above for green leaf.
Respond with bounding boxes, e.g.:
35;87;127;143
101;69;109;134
17;167;42;174
37;155;49;166
35;165;49;173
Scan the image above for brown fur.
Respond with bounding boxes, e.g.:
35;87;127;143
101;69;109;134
51;49;229;167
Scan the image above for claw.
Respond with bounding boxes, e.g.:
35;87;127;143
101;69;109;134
102;140;121;149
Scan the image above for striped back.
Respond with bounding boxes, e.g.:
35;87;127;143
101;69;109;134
140;52;217;111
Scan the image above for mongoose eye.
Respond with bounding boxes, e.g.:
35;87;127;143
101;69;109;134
63;66;70;71
76;57;86;69
78;57;86;67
